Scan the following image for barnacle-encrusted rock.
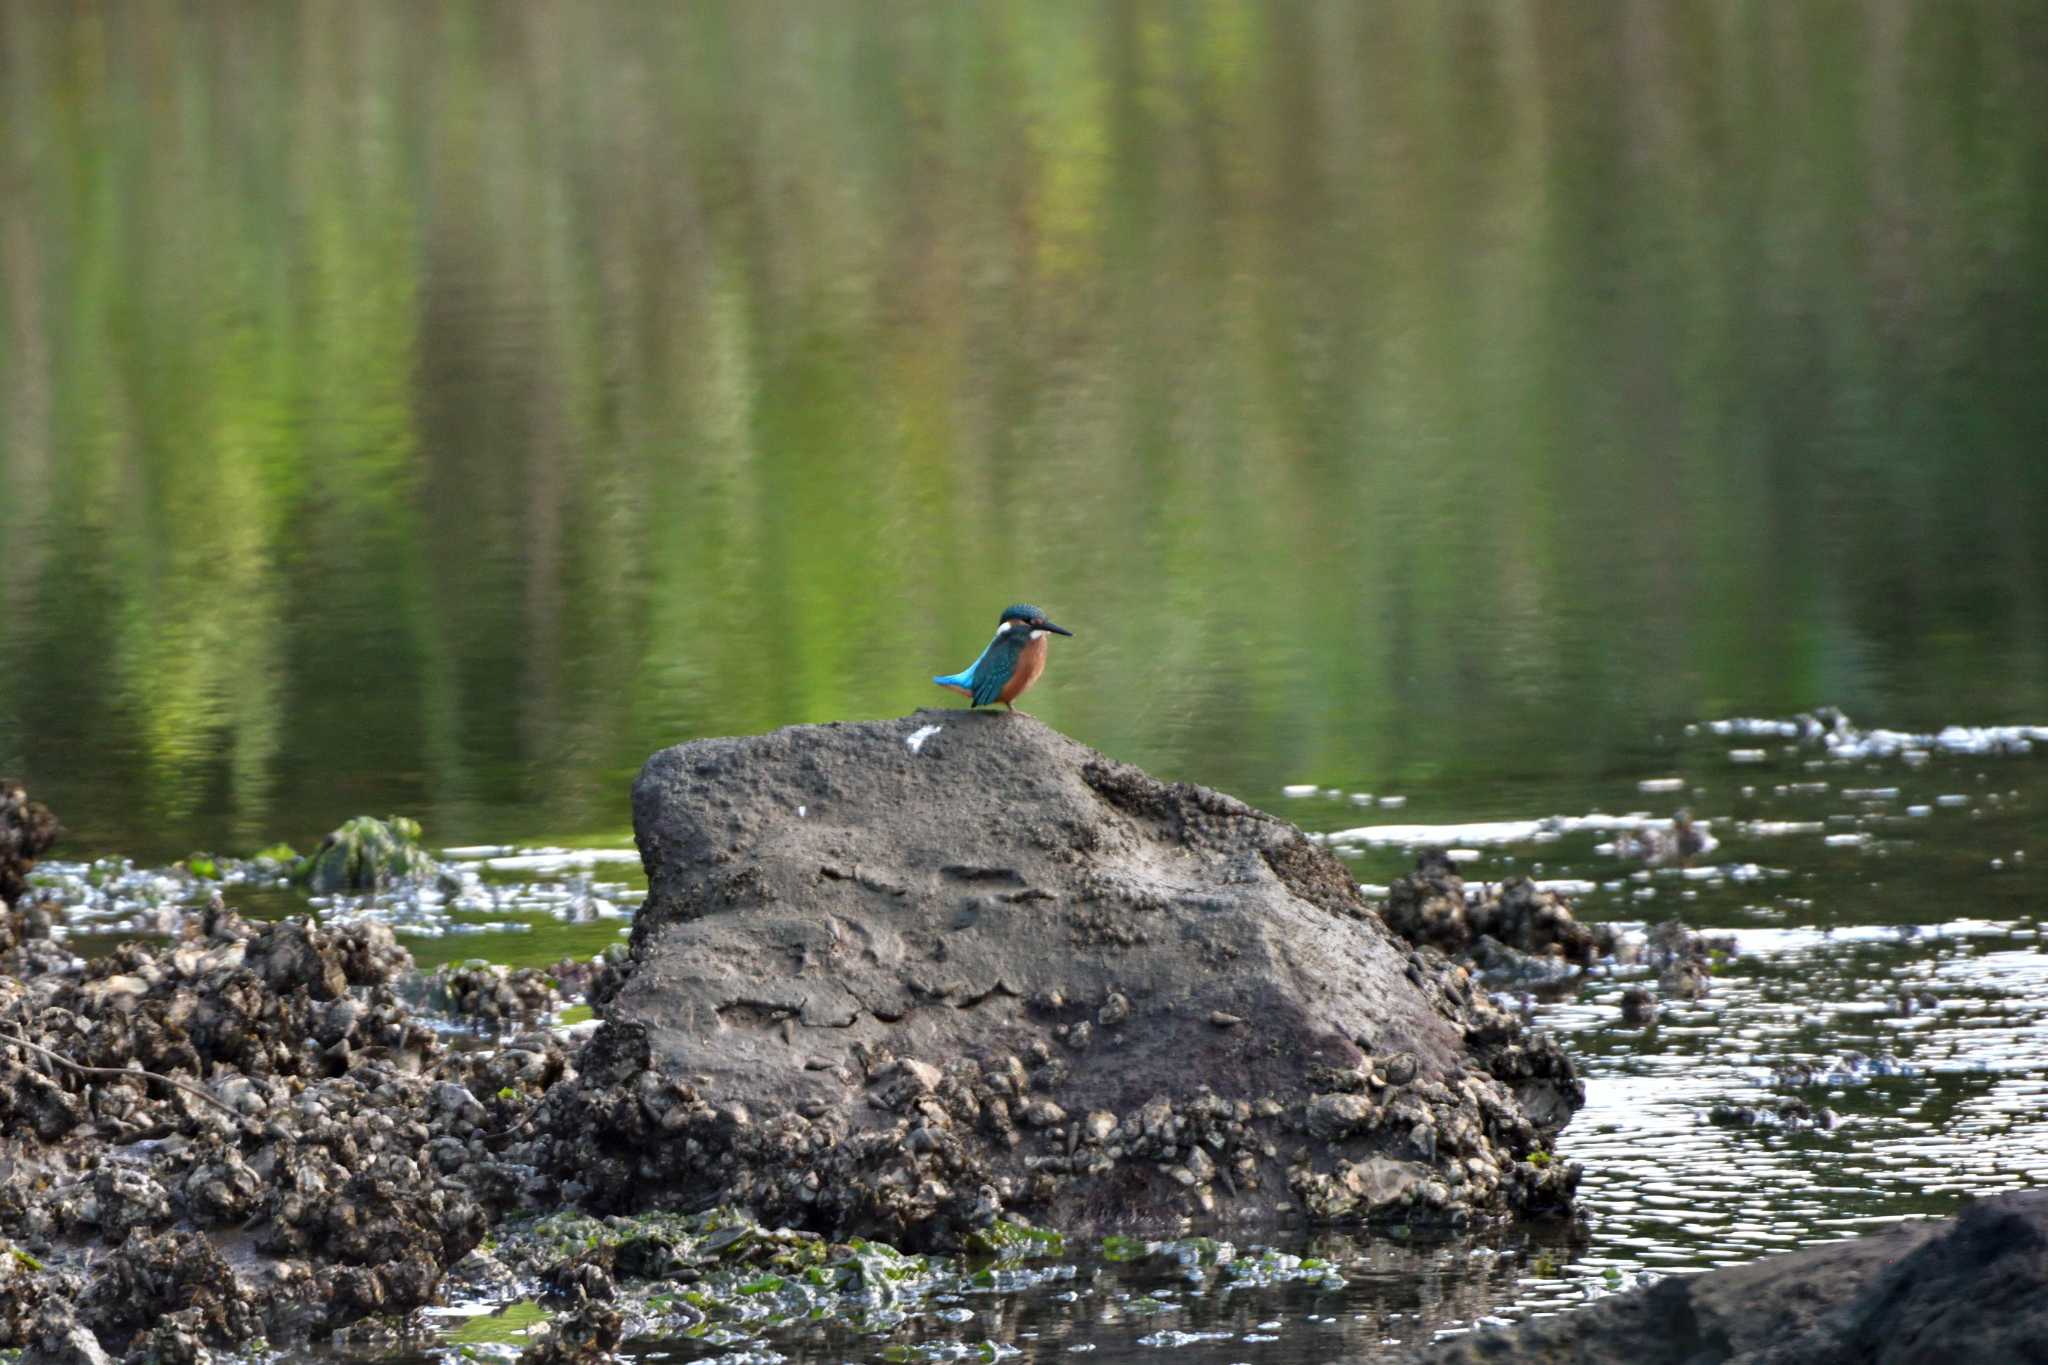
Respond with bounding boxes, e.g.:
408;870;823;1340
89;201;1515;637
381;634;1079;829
540;712;1584;1246
75;1230;262;1357
429;960;563;1028
0;912;539;1357
1381;851;1612;967
0;780;60;910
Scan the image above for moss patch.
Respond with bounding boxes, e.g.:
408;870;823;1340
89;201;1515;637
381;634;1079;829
297;815;439;892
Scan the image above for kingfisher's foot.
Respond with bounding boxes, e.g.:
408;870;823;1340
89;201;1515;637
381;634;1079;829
1004;704;1033;717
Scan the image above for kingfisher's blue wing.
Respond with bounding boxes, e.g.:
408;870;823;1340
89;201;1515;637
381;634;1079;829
970;653;1014;706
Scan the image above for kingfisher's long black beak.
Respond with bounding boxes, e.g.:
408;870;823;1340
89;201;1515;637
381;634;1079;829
1041;621;1073;636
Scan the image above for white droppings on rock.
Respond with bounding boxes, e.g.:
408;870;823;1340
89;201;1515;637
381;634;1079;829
905;724;943;754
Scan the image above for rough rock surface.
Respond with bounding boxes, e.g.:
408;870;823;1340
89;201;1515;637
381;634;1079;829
0;908;567;1358
1;779;61;910
1380;851;1612;969
1409;1189;2048;1364
427;960;563;1028
540;712;1582;1247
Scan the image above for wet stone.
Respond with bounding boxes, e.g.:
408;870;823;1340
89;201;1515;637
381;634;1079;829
1019;1100;1067;1129
1305;1093;1376;1142
872;1058;942;1111
87;1165;173;1241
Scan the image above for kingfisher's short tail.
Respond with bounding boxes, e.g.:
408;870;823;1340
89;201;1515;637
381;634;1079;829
933;672;972;695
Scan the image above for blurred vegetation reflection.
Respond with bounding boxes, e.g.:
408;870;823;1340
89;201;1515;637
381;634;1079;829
2;1;2045;860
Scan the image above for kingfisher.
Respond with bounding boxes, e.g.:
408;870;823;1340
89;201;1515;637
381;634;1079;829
933;604;1073;711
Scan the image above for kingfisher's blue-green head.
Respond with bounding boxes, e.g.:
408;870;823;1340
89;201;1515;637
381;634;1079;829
997;604;1073;638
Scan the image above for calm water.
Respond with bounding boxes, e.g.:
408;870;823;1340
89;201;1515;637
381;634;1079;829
5;3;2048;1361
3;1;2047;863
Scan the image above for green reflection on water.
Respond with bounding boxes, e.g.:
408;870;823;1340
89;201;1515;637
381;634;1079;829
1;2;2045;862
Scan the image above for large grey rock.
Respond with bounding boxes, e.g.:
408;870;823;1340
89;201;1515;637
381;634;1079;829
1411;1189;2048;1363
541;711;1581;1245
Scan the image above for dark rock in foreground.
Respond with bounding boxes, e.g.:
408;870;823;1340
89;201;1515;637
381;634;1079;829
540;712;1582;1246
0;909;562;1359
1;779;61;910
1409;1189;2048;1364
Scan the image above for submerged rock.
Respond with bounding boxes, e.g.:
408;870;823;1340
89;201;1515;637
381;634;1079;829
1411;1189;2048;1364
1708;1099;1837;1132
296;815;439;893
540;712;1582;1247
1639;916;1732;1002
1606;809;1711;865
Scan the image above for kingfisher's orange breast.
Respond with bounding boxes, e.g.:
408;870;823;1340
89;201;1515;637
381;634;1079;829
998;635;1048;703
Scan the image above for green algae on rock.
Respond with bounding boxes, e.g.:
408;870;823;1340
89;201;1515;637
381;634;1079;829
296;815;439;893
476;1206;1068;1362
448;1298;549;1346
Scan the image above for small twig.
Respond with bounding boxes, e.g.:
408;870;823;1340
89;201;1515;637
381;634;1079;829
1;1024;243;1119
